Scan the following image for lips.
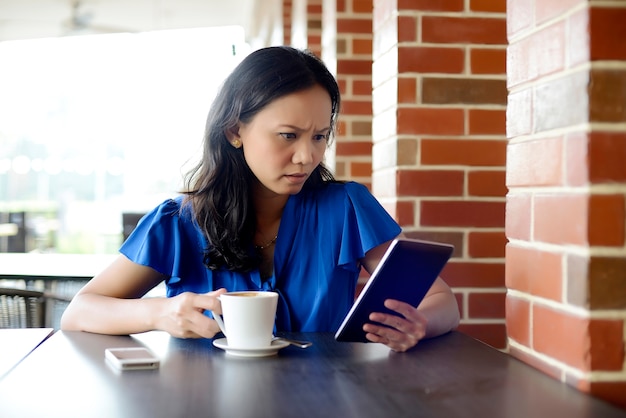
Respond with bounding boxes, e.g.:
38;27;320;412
284;173;308;184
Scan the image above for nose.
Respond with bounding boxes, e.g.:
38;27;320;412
292;139;315;165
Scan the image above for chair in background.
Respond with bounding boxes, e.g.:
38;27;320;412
0;288;45;328
0;212;27;253
122;212;146;242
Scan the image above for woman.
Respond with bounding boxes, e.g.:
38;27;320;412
61;46;459;352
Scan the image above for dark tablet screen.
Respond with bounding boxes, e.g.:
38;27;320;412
335;238;454;343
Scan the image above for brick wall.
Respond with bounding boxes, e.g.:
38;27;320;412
283;0;292;46
506;0;626;408
307;0;323;58
331;0;375;188
287;0;322;57
370;0;509;349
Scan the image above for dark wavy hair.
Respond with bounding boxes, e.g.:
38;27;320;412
182;46;341;272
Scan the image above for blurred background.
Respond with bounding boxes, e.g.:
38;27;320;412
0;0;280;254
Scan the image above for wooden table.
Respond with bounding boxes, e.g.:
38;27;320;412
0;330;624;418
0;328;53;380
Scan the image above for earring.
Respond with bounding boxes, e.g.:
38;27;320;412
232;139;242;148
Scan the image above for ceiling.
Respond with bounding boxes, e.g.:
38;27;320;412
0;0;282;46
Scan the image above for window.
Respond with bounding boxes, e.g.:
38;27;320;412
0;26;248;254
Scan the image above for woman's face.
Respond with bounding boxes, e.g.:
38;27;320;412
232;84;332;196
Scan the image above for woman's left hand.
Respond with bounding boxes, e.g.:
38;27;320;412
362;299;428;352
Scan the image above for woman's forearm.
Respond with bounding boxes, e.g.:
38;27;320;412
418;291;460;338
61;293;166;335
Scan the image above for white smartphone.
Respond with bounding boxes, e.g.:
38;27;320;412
105;347;160;371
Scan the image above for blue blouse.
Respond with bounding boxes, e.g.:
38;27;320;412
120;181;401;332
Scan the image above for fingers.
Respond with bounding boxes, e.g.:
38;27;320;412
194;288;228;314
164;290;227;339
362;299;427;352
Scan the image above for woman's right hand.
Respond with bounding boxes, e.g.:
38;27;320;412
157;289;227;339
62;256;228;338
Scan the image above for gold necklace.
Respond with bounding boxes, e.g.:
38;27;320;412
255;235;278;250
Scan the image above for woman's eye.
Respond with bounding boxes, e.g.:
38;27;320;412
313;133;329;142
280;132;296;139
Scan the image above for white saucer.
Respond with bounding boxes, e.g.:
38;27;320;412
213;338;289;358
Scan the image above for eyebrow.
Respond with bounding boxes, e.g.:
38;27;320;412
279;124;331;133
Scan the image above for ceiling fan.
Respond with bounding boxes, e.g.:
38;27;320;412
63;0;134;36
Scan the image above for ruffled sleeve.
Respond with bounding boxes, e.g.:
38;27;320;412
119;197;206;284
336;182;402;268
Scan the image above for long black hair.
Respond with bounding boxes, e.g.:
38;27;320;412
183;46;341;272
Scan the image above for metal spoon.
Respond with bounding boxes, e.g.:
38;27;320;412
272;336;312;349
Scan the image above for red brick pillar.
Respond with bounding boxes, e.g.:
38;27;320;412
372;1;509;348
320;0;374;187
288;0;322;58
307;0;323;57
283;0;292;45
506;0;626;408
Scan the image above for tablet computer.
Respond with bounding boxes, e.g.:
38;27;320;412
335;238;454;343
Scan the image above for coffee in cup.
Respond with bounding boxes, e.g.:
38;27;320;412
211;291;278;349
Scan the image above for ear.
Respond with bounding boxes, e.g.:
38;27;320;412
225;124;242;148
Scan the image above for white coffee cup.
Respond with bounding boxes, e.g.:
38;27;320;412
211;291;278;349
